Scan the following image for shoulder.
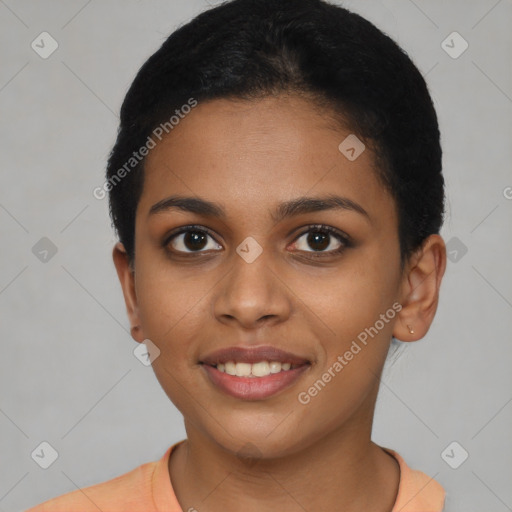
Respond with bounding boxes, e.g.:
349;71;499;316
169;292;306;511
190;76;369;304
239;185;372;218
24;451;169;512
384;448;446;512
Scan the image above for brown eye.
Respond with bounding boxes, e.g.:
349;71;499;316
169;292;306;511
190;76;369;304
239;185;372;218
292;225;350;256
166;227;222;253
305;231;331;251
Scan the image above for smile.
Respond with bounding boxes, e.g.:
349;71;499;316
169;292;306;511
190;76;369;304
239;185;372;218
199;345;312;400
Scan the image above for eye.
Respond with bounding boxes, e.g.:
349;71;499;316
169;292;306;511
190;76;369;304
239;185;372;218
291;225;350;256
164;225;222;254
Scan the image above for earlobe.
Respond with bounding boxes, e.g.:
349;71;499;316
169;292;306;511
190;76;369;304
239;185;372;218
112;242;145;343
393;234;447;342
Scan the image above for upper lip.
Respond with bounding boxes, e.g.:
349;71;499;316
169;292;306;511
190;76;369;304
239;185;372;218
200;345;310;366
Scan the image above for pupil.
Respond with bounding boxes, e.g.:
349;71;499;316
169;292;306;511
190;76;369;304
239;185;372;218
308;231;329;251
185;231;207;251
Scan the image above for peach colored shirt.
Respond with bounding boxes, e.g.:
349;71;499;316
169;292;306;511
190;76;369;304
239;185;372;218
26;441;445;512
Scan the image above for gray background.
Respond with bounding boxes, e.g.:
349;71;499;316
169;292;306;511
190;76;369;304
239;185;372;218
1;0;511;511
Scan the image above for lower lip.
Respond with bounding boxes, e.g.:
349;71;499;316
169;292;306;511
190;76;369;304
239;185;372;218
201;364;310;400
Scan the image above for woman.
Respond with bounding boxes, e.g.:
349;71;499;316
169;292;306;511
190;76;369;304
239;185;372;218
28;0;447;510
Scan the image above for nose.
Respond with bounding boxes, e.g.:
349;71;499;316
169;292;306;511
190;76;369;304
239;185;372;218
213;245;292;330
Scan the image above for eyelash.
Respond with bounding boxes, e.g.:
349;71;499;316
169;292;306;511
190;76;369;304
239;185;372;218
293;224;352;258
162;224;352;259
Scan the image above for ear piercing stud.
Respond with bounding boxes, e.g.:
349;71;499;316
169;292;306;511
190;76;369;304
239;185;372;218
407;324;414;334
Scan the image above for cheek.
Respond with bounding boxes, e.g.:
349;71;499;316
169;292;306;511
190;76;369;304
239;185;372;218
299;254;398;346
135;266;208;414
135;240;196;328
133;248;210;367
294;266;397;428
299;254;401;410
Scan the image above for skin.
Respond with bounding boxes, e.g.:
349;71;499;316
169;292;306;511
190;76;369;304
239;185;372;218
113;93;446;512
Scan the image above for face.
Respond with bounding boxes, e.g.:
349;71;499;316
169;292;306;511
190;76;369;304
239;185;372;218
116;94;413;458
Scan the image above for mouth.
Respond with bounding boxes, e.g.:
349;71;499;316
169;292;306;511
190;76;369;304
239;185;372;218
199;345;311;400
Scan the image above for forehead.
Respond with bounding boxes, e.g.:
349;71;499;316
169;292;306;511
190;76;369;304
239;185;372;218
139;94;395;224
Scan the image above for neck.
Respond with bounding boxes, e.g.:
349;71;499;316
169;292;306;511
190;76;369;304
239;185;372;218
169;407;400;512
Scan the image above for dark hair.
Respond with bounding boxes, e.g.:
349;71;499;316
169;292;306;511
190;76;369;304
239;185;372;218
106;0;444;268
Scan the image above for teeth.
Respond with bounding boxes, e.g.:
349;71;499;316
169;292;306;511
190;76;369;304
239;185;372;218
252;361;270;377
269;361;281;374
215;360;298;377
225;361;236;375
235;362;251;377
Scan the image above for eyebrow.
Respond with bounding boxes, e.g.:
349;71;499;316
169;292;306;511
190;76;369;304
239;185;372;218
148;194;370;223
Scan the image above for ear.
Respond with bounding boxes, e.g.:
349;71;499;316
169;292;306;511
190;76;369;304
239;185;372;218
112;242;145;343
393;234;447;342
